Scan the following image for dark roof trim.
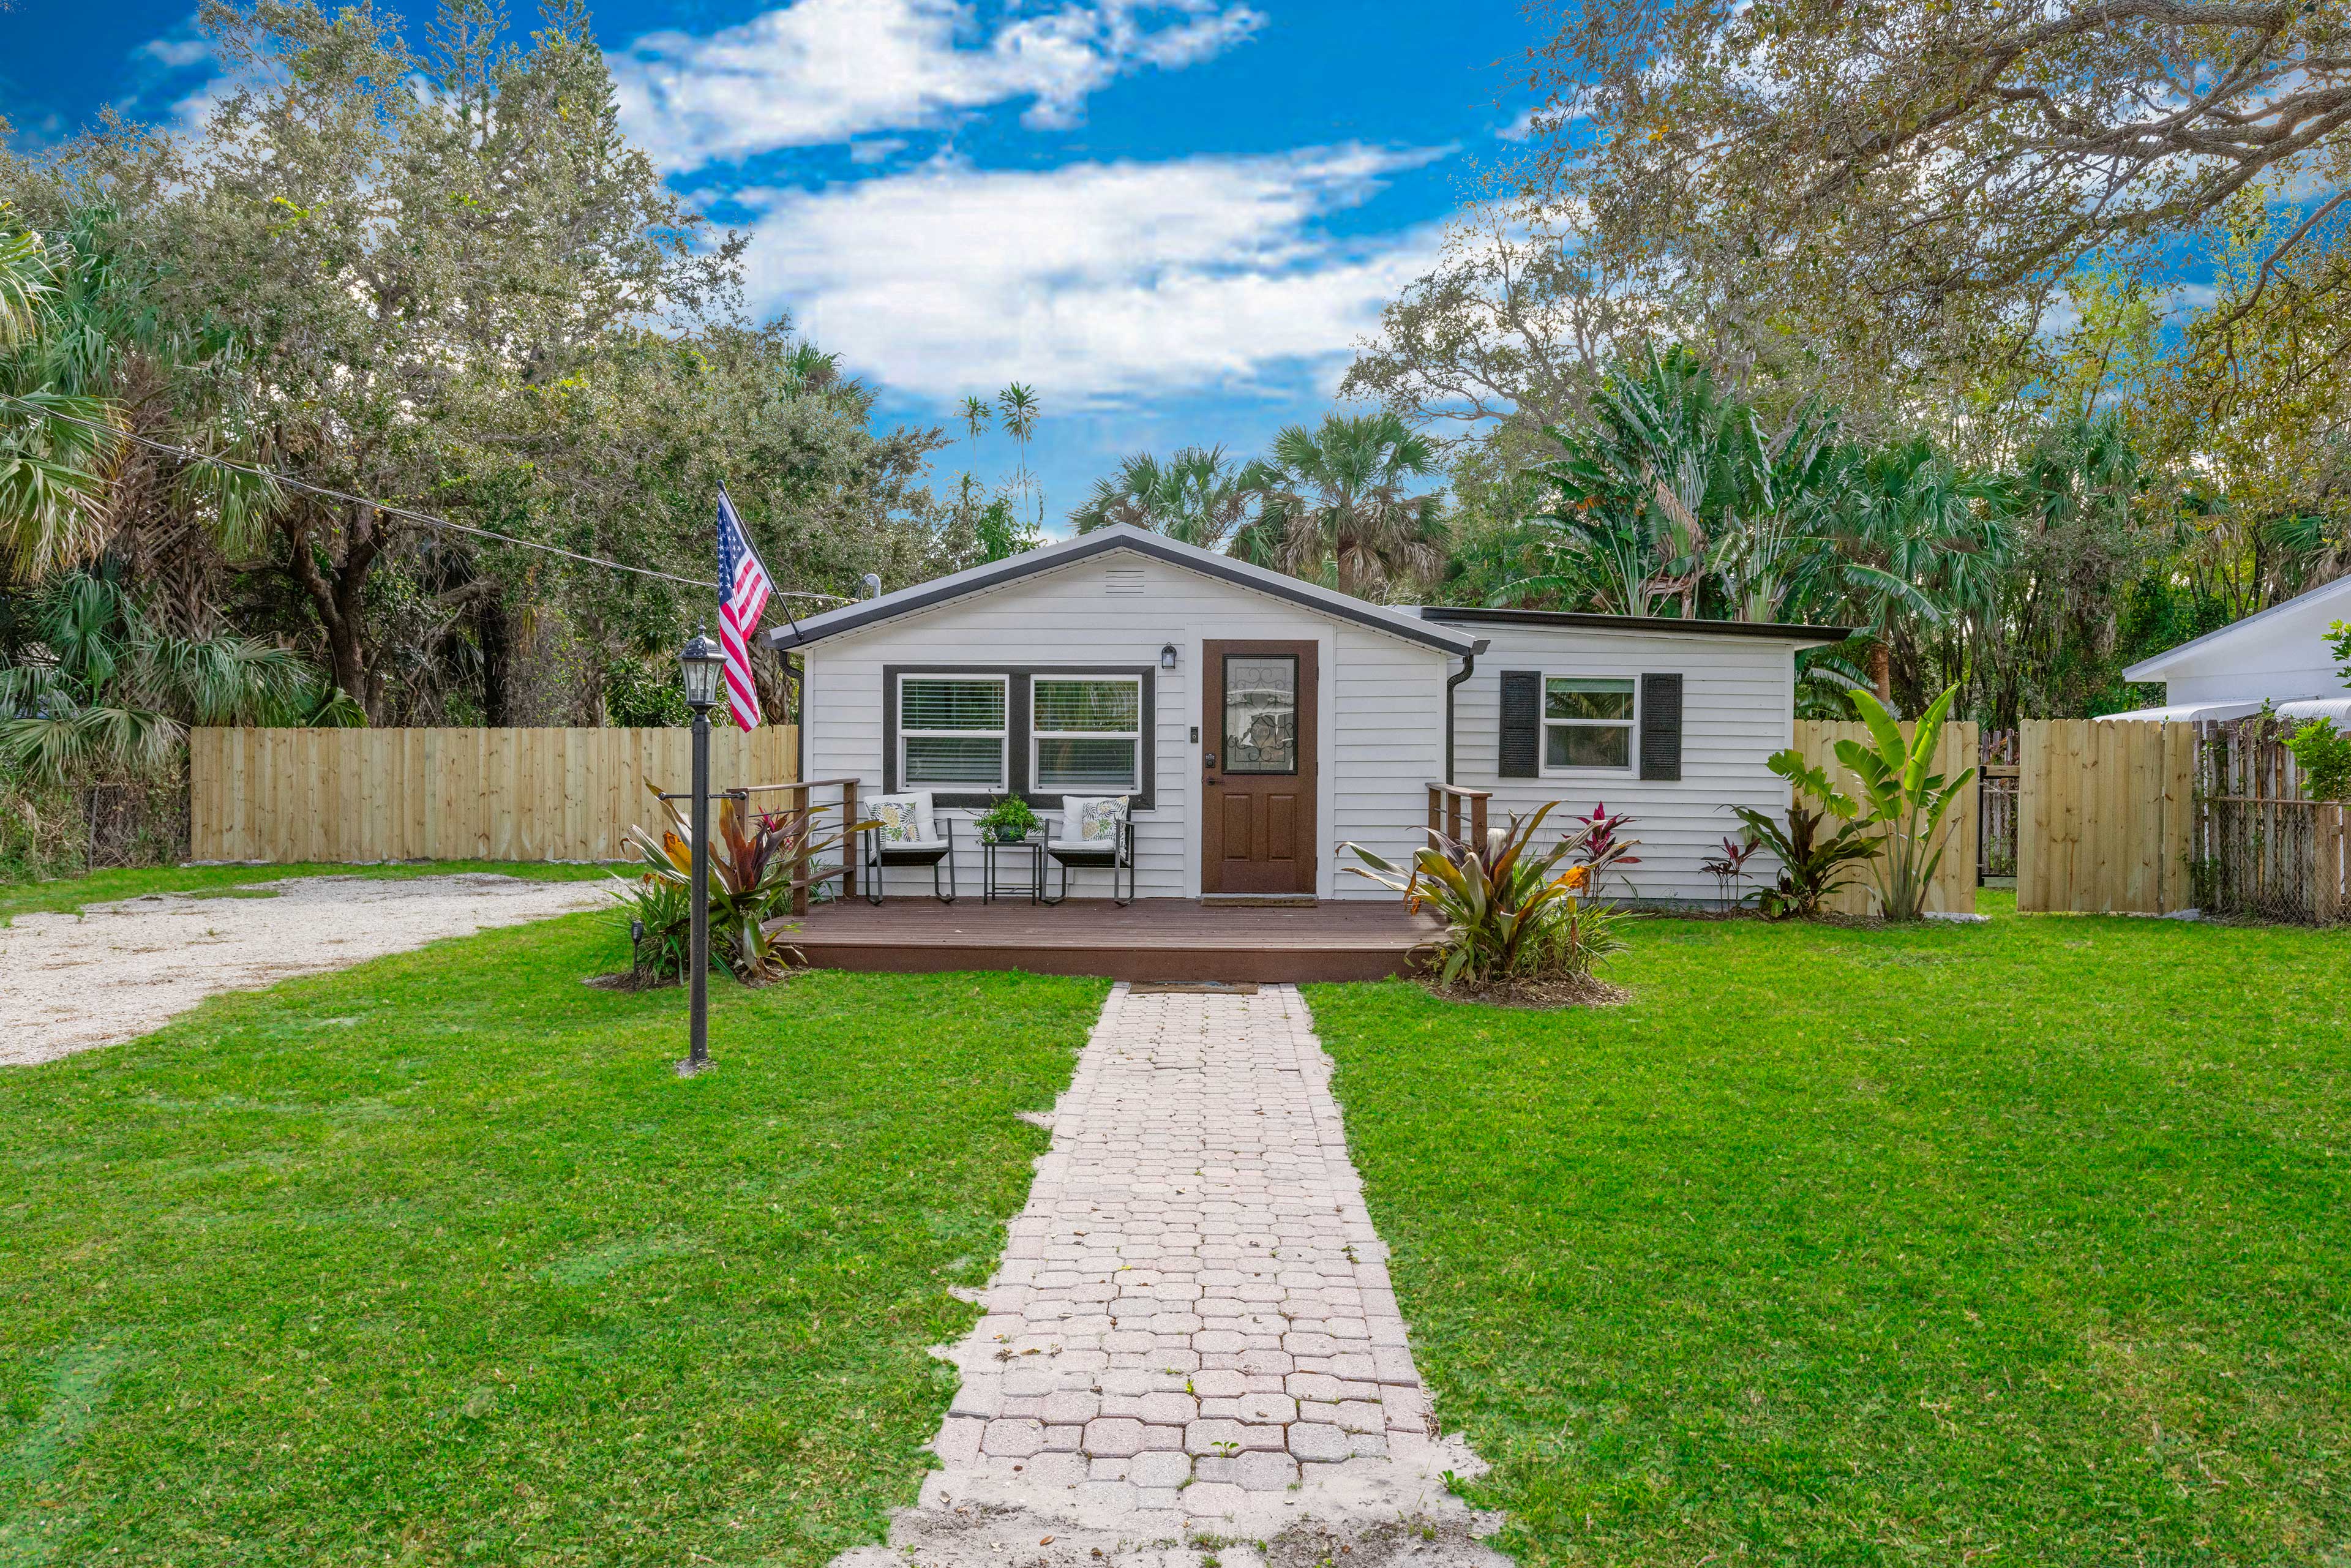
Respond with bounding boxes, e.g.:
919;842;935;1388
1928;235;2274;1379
762;531;1479;655
1418;605;1853;643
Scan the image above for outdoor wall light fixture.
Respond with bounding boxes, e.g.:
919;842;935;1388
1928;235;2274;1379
675;629;725;1078
1160;643;1179;670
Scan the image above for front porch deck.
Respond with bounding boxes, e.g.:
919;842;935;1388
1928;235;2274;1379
784;897;1439;982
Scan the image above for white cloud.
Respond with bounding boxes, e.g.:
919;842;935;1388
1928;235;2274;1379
610;0;1264;174
138;32;212;71
730;144;1447;403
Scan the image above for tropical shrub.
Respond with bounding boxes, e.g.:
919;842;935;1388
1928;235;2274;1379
623;786;871;983
1;572;355;785
1565;800;1642;896
1731;754;1880;919
1343;801;1634;991
1834;685;1976;920
1699;831;1763;905
2284;718;2351;801
606;866;700;984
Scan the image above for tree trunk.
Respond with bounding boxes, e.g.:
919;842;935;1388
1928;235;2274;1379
285;500;383;721
1869;639;1893;705
478;596;515;727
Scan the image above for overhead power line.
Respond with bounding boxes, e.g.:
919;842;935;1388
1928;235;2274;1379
0;392;853;613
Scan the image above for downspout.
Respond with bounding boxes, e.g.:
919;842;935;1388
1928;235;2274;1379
787;649;806;783
1444;637;1489;785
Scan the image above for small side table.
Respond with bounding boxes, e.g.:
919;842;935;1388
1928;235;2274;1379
981;835;1044;904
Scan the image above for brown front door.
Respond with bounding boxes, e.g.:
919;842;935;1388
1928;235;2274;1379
1201;640;1318;896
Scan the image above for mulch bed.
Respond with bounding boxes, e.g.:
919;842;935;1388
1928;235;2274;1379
583;970;678;992
1422;972;1632;1010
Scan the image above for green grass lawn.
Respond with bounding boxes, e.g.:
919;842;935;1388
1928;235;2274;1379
0;909;1106;1565
0;860;616;926
1310;910;2350;1567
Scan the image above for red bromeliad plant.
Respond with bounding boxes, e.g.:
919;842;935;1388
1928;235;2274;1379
1342;801;1636;990
620;784;871;983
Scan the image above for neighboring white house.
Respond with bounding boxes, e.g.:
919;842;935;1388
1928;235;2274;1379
2107;574;2351;724
763;531;1847;902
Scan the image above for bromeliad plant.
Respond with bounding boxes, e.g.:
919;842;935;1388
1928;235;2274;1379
1343;801;1635;991
618;784;872;984
1834;684;1976;921
1731;752;1880;919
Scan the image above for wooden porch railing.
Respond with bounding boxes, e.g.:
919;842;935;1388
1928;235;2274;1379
1425;782;1491;860
687;776;862;915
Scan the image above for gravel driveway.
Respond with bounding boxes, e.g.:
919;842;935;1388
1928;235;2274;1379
0;874;610;1067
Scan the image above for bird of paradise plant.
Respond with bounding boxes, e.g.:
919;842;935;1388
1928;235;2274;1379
1834;684;1976;920
1342;801;1633;989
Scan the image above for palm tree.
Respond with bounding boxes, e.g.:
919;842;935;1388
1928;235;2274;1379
998;382;1042;530
1528;346;1842;620
1237;413;1445;600
1810;438;2010;707
0;206;123;579
0;202;280;591
1068;445;1259;550
1;571;357;784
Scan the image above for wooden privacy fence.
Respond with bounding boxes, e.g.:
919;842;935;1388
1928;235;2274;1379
190;726;798;863
2017;720;2195;914
1787;719;1979;916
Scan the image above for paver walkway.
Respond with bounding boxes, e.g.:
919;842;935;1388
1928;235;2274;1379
843;983;1506;1563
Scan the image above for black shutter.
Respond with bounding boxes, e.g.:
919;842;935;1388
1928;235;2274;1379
1640;672;1684;781
1499;670;1542;778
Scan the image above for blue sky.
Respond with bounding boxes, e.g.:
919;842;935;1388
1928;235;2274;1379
0;0;1537;536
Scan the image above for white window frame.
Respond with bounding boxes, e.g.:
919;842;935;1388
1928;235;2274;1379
1540;673;1638;776
899;673;1009;792
1031;674;1143;795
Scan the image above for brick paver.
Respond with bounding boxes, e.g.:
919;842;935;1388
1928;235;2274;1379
911;983;1478;1535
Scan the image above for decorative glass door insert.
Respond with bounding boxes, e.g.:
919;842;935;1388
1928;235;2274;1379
1221;655;1298;774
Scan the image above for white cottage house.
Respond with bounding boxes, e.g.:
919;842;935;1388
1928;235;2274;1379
2109;573;2351;726
763;531;1846;904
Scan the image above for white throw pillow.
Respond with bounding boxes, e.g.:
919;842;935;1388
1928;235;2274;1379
1060;795;1128;845
869;791;934;844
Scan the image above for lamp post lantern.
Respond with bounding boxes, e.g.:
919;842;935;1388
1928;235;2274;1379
677;629;725;1077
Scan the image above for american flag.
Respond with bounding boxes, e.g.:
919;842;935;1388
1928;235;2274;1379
715;488;773;732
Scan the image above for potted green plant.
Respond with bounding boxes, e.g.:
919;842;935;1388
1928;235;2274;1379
975;794;1041;845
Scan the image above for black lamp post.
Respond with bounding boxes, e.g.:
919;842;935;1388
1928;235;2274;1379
677;629;725;1077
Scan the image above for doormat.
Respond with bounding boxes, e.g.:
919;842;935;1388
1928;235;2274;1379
1199;896;1318;909
1128;980;1261;995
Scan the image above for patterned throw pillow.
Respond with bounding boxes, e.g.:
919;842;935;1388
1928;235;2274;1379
1062;795;1128;844
869;793;932;844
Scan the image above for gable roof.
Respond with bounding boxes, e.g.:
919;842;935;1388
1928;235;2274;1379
2121;572;2351;680
759;530;1481;655
1417;605;1851;645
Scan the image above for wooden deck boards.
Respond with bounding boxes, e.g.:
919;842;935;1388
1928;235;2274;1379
785;897;1438;982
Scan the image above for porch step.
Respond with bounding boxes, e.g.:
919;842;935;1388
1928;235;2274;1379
788;897;1436;983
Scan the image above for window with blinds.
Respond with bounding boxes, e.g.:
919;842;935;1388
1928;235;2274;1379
1033;677;1141;792
900;676;1007;788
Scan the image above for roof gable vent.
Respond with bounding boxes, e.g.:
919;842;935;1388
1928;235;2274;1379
1104;566;1146;595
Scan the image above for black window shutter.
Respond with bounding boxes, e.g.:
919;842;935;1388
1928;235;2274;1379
1640;672;1684;781
1499;670;1542;778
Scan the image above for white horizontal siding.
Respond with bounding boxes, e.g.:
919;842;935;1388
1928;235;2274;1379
1453;627;1801;902
803;552;1451;899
